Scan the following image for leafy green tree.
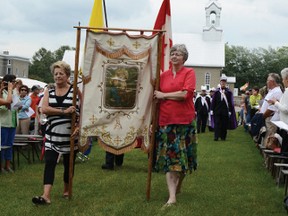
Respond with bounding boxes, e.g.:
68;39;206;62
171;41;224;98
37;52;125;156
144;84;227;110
223;45;288;89
29;46;74;83
222;45;255;88
54;45;75;61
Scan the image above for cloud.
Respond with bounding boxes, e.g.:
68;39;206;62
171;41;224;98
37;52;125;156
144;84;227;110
0;0;92;33
1;0;288;58
220;0;288;48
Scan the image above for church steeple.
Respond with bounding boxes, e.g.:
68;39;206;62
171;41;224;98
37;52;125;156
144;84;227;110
203;0;223;41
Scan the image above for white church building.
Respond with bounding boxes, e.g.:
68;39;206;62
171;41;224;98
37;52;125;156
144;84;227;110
64;0;235;93
173;0;236;92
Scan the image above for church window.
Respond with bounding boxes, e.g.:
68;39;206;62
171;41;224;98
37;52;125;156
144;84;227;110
210;12;216;25
205;72;211;89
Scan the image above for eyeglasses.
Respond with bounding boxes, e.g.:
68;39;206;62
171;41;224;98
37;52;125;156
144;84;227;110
3;81;16;84
20;89;27;92
170;52;183;57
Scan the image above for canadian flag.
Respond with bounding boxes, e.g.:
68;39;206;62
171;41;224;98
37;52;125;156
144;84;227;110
153;0;173;73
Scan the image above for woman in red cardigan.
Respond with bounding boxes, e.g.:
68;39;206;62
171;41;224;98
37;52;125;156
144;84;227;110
154;44;197;207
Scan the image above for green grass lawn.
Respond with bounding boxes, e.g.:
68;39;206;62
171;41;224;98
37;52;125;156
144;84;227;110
0;127;287;216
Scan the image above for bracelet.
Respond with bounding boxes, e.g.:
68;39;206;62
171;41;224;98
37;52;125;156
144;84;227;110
61;108;65;115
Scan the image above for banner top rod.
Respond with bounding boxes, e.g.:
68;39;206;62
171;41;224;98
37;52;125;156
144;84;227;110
73;26;165;33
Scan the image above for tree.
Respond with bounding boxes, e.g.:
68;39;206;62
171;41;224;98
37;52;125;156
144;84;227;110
223;45;288;89
222;45;255;88
29;46;74;83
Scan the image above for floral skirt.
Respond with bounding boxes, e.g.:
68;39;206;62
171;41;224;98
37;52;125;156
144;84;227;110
155;120;197;174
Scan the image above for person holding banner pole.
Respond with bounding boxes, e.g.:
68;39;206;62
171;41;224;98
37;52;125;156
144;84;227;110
154;44;197;207
32;61;81;205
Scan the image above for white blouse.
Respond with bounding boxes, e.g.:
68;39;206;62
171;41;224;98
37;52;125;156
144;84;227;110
275;87;288;124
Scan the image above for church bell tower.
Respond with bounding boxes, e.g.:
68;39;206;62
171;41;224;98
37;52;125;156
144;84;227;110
203;0;223;41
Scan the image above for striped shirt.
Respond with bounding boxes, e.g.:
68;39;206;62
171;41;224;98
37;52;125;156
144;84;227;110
45;85;80;154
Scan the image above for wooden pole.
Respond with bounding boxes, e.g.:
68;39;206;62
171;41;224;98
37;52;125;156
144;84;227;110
146;32;163;201
103;0;108;28
73;26;165;34
68;26;81;200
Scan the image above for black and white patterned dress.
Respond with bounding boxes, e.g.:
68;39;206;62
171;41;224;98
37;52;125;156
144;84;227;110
45;85;79;154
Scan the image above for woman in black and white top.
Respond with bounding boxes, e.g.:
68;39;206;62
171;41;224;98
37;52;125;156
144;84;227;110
32;61;81;205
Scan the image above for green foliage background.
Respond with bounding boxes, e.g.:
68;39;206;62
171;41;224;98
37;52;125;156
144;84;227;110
28;44;288;88
29;46;74;83
222;45;288;88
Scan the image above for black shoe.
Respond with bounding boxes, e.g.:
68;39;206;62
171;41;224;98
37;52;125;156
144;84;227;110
32;196;51;205
214;138;218;141
101;164;114;170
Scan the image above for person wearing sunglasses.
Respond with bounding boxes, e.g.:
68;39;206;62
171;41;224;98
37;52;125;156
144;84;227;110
16;85;31;135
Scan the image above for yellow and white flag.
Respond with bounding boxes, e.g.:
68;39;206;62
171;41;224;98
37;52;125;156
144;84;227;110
80;0;106;75
89;0;105;30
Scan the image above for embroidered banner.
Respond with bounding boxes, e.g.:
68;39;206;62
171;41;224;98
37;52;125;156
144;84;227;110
79;31;159;154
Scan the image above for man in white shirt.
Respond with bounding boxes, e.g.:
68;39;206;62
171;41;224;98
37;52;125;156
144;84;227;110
260;73;283;147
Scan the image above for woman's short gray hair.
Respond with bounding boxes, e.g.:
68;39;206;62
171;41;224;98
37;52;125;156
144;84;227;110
268;73;281;84
281;68;288;80
170;44;189;62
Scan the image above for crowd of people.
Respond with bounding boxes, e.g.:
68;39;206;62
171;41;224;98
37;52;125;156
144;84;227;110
0;61;81;205
0;45;237;207
193;75;237;141
0;74;49;174
239;71;288;154
2;45;288;209
153;47;288;207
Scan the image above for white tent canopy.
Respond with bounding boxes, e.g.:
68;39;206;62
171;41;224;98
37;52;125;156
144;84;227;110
0;76;47;89
17;77;47;89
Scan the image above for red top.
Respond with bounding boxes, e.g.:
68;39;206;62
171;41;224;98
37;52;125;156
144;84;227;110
30;94;40;118
158;67;196;126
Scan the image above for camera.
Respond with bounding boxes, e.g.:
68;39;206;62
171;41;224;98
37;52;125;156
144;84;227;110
2;81;8;90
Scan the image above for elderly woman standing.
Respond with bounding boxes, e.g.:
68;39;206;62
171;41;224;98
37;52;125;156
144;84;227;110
32;61;81;205
154;44;197;206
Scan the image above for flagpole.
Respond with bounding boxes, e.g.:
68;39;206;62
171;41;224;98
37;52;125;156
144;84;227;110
68;25;81;200
146;32;163;201
103;0;108;27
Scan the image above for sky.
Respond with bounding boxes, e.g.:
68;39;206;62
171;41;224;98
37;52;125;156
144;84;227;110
1;0;288;59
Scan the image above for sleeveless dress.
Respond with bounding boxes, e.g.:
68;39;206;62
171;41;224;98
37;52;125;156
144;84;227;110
45;85;79;154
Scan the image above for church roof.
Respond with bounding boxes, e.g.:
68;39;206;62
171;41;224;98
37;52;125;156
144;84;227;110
206;0;222;9
173;32;225;68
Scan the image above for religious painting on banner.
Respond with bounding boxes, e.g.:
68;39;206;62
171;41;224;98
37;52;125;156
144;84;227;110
104;66;138;109
79;31;159;154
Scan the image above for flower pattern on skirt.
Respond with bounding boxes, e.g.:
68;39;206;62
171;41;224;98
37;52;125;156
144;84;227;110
155;120;197;174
